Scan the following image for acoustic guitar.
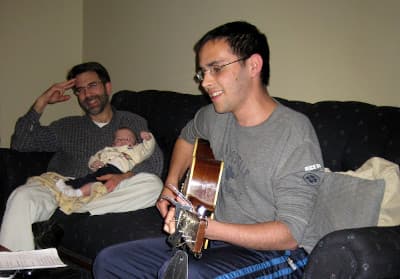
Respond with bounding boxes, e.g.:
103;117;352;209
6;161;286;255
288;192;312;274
175;138;224;257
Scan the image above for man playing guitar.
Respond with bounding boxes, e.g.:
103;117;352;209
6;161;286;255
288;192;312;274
93;21;324;279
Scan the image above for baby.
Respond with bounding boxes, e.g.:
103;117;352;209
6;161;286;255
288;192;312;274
56;127;155;197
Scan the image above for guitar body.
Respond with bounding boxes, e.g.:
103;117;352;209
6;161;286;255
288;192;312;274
181;138;224;214
178;138;224;257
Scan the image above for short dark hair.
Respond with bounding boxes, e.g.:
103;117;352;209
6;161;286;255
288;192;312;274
66;62;111;83
194;21;270;86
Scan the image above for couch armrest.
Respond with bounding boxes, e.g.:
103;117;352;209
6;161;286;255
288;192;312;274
0;148;53;220
303;226;400;278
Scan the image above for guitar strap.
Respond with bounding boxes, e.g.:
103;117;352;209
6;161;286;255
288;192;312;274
162;249;188;279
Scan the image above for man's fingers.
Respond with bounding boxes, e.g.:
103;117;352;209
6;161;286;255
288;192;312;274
50;79;76;97
156;198;170;218
163;208;176;234
96;174;113;181
59;79;76;92
62;79;76;95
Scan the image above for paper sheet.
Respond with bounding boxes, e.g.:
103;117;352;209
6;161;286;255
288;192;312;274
0;248;67;270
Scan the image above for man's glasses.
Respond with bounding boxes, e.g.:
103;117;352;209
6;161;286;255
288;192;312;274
194;57;248;83
73;80;103;96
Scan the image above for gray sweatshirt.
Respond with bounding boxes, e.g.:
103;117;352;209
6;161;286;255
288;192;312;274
180;101;324;248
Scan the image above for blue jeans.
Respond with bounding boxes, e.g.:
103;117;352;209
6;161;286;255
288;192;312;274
93;237;308;279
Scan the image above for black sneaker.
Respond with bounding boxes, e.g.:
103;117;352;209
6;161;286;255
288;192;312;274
32;221;64;249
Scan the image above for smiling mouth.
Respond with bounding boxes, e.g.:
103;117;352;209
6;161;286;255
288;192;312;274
85;97;98;107
209;90;224;99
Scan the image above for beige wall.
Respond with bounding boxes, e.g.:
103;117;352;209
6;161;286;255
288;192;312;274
83;0;400;105
1;0;399;147
0;0;83;147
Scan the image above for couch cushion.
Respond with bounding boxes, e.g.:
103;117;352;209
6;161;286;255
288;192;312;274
49;206;165;259
275;98;400;172
337;157;400;226
0;149;53;220
301;171;385;252
304;226;400;278
111;90;211;179
110;92;400;174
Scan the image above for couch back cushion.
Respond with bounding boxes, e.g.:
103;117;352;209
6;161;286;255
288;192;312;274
111;90;211;178
111;90;400;177
0;149;53;219
275;98;400;171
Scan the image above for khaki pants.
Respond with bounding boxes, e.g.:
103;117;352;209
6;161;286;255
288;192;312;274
0;173;162;251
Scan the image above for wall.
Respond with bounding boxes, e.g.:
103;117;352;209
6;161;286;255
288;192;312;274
0;0;83;147
1;0;399;147
83;0;400;105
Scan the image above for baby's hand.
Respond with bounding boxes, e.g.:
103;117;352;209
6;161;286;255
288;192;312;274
90;160;105;170
80;183;92;196
140;131;152;141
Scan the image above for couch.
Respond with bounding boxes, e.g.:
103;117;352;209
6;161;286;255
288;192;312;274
0;89;399;278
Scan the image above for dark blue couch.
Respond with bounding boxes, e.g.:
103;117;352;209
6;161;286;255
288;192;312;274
1;90;399;278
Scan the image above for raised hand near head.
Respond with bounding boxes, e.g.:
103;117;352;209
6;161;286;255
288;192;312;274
33;79;76;113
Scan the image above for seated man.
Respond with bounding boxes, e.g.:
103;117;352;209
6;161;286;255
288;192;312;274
0;62;164;251
93;21;324;278
30;128;156;214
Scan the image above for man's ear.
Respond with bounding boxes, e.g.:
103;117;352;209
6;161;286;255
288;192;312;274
105;82;112;96
248;53;263;78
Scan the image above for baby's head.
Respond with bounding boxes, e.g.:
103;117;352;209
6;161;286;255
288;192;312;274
113;127;137;147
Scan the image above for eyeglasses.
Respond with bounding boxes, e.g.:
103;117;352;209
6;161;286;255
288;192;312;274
194;57;248;83
73;80;103;96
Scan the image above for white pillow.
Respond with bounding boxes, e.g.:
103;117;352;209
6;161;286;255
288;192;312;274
337;157;400;226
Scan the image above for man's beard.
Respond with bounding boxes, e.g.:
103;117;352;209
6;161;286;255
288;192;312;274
79;92;109;116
